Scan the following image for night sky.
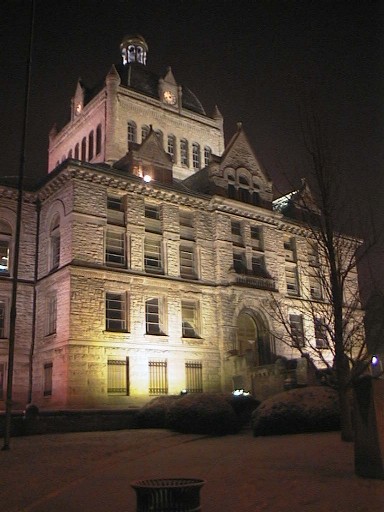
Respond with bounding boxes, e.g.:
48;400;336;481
1;0;383;292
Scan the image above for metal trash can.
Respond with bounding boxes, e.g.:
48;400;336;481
131;478;205;511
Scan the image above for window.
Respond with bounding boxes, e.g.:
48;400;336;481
192;143;200;170
43;362;53;396
0;362;5;400
68;149;73;159
289;314;305;347
144;237;163;273
145;298;164;335
231;221;243;245
167;135;176;162
309;271;322;300
228;183;236;199
127;121;137;144
233;251;246;274
145;204;161;233
105;228;126;267
250;226;262;250
141;125;150;142
81;137;87;160
285;266;299;296
0;220;11;274
315;318;328;349
0;301;6;338
251;255;265;276
155;129;163;146
107;196;125;225
45;294;57;336
88;130;94;160
180;244;196;278
308;242;319;266
204;146;211;167
182;301;199;338
149;360;168;395
185;361;203;393
49;214;60;270
180;139;188;166
179;210;194;240
74;143;79;159
96;124;102;155
106;292;127;332
284;236;296;261
108;359;129;395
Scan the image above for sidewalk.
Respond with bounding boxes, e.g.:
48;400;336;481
1;428;383;511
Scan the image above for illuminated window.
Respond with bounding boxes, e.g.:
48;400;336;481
204;146;211;166
127;121;137;144
185;361;203;393
180;139;188;166
45;294;57;336
0;220;11;274
167;135;176;162
96;124;102;155
49;214;60;270
149;360;168;395
289;314;305;347
192;143;200;170
182;301;199;338
145;298;164;335
105;292;127;332
105;228;126;267
43;362;53;396
108;359;129;395
88;130;94;160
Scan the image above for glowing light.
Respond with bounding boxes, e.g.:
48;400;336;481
180;389;188;395
143;175;152;183
371;355;379;366
232;389;251;396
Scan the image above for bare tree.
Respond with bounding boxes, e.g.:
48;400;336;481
267;110;381;442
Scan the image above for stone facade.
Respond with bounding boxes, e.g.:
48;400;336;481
0;35;363;410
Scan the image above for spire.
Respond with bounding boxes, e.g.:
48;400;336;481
212;105;223;120
120;34;148;66
106;64;121;86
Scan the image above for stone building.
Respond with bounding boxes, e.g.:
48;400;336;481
0;35;361;409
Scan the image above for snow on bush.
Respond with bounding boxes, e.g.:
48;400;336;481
252;386;340;436
135;396;181;429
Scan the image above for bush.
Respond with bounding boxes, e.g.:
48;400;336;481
166;393;240;436
135;396;181;428
226;394;260;427
252;386;340;436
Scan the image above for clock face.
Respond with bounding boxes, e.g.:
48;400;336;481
163;90;176;105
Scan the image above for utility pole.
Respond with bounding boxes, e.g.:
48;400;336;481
2;0;35;451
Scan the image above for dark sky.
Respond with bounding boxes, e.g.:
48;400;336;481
1;0;383;292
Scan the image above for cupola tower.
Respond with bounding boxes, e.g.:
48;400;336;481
120;34;148;65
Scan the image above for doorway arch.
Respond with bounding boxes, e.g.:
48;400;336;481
236;310;273;366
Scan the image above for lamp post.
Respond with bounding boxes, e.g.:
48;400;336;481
2;0;35;451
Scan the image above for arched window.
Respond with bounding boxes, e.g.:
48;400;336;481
167;135;176;162
192;143;200;170
0;220;12;274
127;121;137;144
88;130;94;160
204;146;211;166
227;174;236;199
155;129;163;146
180;139;188;166
68;149;73;159
50;214;60;270
141;125;150;142
81;137;87;160
238;175;251;203
74;143;79;159
96;124;102;155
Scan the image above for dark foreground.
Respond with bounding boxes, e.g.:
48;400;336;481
0;428;383;512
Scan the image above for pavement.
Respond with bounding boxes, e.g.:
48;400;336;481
0;428;383;512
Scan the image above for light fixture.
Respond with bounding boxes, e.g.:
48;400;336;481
143;174;152;183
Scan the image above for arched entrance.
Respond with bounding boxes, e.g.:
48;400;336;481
236;311;273;366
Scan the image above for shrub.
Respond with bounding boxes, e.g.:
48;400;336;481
226;394;260;427
252;386;340;436
166;393;240;436
135;396;181;428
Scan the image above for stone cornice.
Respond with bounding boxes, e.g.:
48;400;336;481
0;185;37;204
